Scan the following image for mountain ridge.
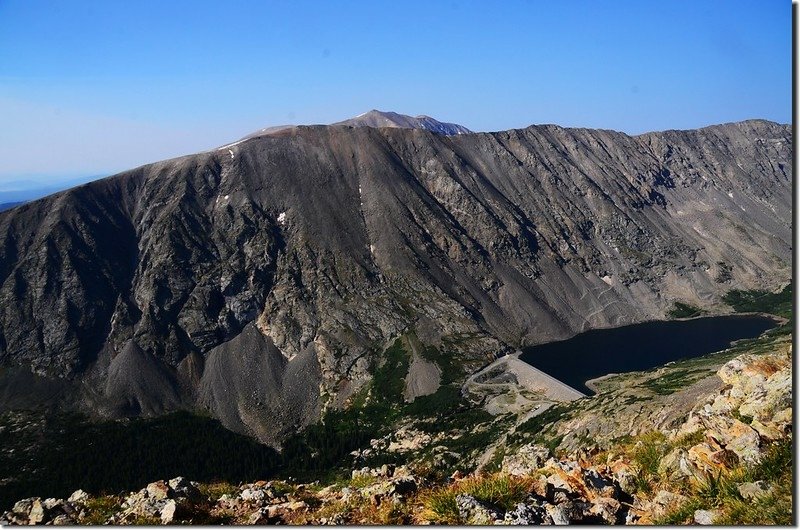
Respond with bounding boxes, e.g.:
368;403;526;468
0;117;791;445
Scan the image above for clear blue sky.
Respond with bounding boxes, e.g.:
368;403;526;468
0;0;791;184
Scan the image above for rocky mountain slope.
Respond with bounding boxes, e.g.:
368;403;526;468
3;330;791;525
232;110;472;145
0;117;791;444
334;110;472;135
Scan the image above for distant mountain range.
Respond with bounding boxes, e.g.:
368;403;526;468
0;111;791;446
0;175;102;211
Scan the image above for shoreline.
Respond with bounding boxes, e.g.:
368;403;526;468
517;311;784;397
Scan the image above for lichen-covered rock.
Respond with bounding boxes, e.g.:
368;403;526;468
502;499;552;525
737;480;772;500
501;443;551;476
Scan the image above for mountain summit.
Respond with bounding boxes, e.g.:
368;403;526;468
334;110;472;135
233;110;471;146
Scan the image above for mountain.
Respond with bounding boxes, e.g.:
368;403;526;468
0;202;23;212
0;175;102;205
0;117;791;445
233;110;472;145
334;110;472;135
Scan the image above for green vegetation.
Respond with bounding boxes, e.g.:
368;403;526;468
641;368;711;395
371;338;411;403
656;439;792;525
629;432;669;493
0;411;281;512
507;403;572;452
81;496;121;525
422;474;536;523
723;283;792;318
668;302;706;319
281;335;497;481
405;385;462;417
196;482;239;501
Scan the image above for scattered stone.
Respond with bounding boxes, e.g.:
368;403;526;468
146;480;170;500
738;480;772;500
240;488;267;504
694;509;720;525
285;500;308;511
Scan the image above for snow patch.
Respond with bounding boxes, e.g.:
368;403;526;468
224;195;229;200
601;275;613;286
217;138;248;151
277;211;287;224
228;149;234;160
727;192;734;198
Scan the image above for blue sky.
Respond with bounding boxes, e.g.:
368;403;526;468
0;0;791;185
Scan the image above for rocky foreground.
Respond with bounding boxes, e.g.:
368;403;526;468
2;345;791;525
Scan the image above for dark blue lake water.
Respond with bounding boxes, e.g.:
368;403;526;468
520;315;778;395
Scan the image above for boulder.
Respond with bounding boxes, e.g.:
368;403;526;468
240;488;267;504
455;494;502;525
501;443;551;476
160;500;178;524
545;503;571;525
168;477;201;500
502;500;551;525
145;480;170;501
650;490;688;520
12;498;35;517
68;490;89;504
609;459;637;494
588;496;622;524
28;498;47;525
